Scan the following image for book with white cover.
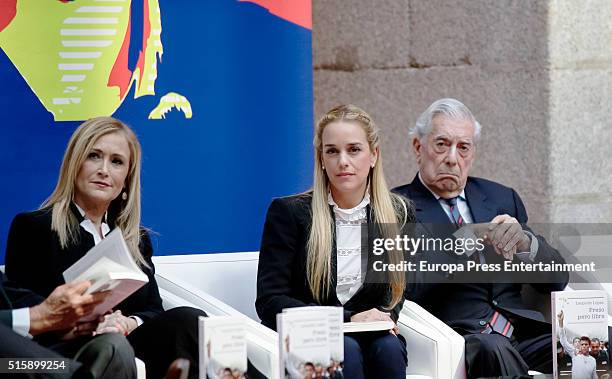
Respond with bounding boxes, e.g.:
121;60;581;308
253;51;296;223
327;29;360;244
343;320;394;333
63;228;148;321
552;290;609;378
278;307;334;379
283;306;344;373
198;316;247;379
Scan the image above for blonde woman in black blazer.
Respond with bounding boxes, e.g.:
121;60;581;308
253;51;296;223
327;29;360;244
5;117;205;379
257;105;414;379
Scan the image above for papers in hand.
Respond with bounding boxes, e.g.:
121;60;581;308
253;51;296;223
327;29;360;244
343;320;395;333
63;228;148;321
453;223;490;257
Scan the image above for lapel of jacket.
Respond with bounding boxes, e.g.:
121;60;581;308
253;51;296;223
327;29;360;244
409;175;452;225
0;272;12;309
68;202;97;254
463;179;507;266
464;178;497;223
329;204;339;304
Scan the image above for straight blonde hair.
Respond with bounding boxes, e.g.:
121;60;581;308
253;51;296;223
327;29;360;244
307;105;409;308
42;117;147;267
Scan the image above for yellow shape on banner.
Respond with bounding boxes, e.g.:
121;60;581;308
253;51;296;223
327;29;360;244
148;92;193;119
0;0;162;121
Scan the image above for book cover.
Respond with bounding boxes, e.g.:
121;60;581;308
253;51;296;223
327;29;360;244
278;306;344;379
199;316;247;379
282;306;344;377
62;228;149;321
552;290;610;378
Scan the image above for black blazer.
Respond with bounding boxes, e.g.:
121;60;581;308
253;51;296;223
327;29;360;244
4;205;164;323
393;175;568;335
256;193;413;330
0;270;45;328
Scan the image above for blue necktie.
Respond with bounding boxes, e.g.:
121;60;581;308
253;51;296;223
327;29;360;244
444;197;481;264
443;197;464;227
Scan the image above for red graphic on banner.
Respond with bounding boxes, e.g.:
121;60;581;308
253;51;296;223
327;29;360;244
135;0;151;87
109;17;133;98
0;0;17;32
240;0;311;30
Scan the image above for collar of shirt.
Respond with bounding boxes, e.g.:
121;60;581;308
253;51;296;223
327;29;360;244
417;172;473;224
327;191;370;222
74;203;110;245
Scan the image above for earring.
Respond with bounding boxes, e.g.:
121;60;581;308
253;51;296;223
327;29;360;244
322;165;325;170
122;192;128;201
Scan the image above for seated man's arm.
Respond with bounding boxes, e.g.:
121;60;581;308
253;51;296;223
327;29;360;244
1;271;44;335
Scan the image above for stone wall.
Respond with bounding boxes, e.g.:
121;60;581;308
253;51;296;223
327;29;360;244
313;0;612;223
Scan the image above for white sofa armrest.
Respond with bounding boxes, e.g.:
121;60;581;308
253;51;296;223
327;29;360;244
400;301;466;379
156;272;279;379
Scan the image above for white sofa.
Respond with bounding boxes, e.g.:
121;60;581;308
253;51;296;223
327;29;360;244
153;253;466;379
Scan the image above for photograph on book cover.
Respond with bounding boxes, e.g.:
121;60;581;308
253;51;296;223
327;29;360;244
553;291;611;378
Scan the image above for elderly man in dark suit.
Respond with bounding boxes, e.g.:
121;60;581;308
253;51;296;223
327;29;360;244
0;270;136;379
393;98;568;377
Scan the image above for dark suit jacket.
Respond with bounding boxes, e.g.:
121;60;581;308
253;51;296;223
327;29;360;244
393;175;568;335
0;270;44;328
256;193;413;330
4;205;164;323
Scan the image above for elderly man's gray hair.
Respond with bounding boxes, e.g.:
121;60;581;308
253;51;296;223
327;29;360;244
410;98;482;142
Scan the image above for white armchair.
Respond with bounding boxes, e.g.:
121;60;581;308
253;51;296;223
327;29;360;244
398;301;466;379
154;271;279;378
152;253;467;379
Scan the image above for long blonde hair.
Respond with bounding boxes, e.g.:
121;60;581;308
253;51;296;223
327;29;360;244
42;117;147;267
307;104;409;308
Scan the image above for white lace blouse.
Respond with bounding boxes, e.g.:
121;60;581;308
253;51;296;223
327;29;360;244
328;192;369;305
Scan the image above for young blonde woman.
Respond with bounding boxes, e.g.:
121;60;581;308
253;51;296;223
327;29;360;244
256;105;414;378
5;117;205;379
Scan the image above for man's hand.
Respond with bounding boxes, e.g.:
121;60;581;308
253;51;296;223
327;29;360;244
28;281;108;336
484;214;531;260
558;310;564;328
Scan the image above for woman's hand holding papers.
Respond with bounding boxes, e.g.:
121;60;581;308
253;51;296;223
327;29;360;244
94;310;138;336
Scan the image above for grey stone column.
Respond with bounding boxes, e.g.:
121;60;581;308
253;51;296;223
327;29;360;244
313;0;612;223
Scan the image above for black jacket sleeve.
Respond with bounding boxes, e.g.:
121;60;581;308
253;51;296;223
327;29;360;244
256;198;312;329
0;271;45;328
5;213;54;298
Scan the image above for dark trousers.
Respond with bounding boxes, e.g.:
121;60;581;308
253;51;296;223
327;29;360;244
343;333;407;379
465;326;612;378
464;333;550;378
128;307;205;379
0;323;136;379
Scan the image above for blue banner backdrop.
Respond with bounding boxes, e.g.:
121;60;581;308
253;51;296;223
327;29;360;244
0;0;313;262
